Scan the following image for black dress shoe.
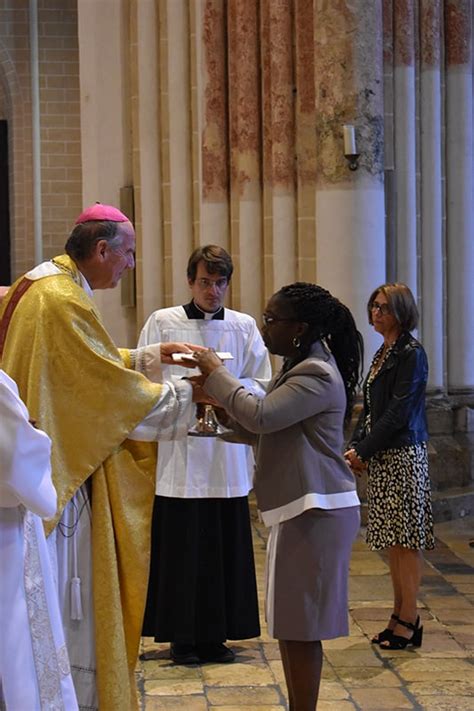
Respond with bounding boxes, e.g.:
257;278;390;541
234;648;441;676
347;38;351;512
170;643;200;665
197;642;235;663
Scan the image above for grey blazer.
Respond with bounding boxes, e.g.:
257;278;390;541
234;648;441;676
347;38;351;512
205;340;360;526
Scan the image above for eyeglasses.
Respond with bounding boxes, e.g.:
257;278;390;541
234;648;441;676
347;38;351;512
196;277;228;290
371;301;391;316
262;314;296;327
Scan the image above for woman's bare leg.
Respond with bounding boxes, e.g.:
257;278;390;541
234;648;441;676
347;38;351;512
279;639;323;710
383;546;423;641
388;546;402;620
278;640;295;708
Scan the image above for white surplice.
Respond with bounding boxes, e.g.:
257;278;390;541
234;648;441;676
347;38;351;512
138;305;272;498
0;370;78;711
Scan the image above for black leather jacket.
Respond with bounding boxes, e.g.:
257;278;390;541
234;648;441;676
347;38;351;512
349;331;429;461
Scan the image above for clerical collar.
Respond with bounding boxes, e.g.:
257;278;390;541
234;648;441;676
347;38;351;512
183;301;224;320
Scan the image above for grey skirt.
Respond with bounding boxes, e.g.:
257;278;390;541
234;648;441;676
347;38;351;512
266;506;360;641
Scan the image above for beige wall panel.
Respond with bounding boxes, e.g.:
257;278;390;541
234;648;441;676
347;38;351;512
77;0;135;346
199;203;229;247
132;0;164;327
271;194;296;291
234;199;263;317
199;0;229;255
165;0;193;305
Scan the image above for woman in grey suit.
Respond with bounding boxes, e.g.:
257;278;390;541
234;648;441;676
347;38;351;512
192;283;363;711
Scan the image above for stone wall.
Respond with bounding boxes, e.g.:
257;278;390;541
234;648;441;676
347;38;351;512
427;399;474;521
0;0;81;278
38;0;82;261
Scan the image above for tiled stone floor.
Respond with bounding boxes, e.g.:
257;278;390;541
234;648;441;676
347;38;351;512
137;500;474;710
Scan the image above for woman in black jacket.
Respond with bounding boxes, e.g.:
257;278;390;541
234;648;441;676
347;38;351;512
345;283;434;650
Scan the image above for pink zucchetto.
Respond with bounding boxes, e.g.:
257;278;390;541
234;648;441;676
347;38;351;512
75;203;130;224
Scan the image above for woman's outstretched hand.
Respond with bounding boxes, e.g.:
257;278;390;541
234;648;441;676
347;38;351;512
186;374;219;406
191;349;224;376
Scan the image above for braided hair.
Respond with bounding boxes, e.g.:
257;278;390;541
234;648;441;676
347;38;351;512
277;282;364;420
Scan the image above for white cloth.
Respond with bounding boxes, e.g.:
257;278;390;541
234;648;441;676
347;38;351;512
0;371;78;711
48;487;97;711
138;305;272;497
128;378;195;442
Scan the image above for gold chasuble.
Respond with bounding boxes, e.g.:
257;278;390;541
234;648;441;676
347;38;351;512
0;255;162;710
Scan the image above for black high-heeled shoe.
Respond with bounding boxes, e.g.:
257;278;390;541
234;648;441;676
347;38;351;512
371;613;399;644
380;616;423;650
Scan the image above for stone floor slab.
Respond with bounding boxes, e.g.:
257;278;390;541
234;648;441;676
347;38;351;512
412;697;474;710
142;696;208;710
261;642;281;660
392;657;474;682
144;679;204;696
206;686;282;705
407;680;474;696
323;636;367;651
350;687;414;709
422;595;474;609
142;661;201;681
318;680;350;700
201;662;275;687
325;647;385;668
335;667;402;688
434;608;474;625
349;575;394;601
416;631;465;653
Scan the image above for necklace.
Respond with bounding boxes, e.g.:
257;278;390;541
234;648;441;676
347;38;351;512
371;341;395;377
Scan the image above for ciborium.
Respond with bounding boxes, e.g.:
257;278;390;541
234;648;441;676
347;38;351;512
188;404;227;437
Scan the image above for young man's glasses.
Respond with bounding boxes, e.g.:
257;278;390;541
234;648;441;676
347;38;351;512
196;277;228;290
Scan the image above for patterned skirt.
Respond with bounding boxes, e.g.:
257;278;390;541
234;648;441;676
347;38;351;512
366;442;435;551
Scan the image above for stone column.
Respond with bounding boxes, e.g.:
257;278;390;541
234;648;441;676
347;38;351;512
160;0;194;306
129;0;164;328
199;0;229;249
294;0;317;283
420;0;443;391
393;0;417;295
446;0;474;392
261;0;297;295
227;0;262;315
314;0;386;358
